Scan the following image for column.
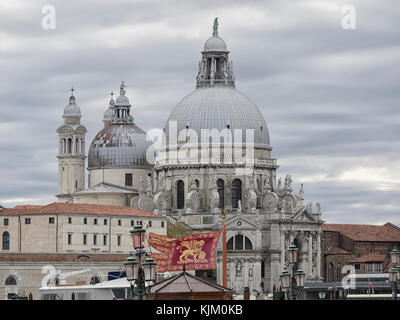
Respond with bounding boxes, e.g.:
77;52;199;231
317;231;321;279
280;231;285;270
308;233;313;277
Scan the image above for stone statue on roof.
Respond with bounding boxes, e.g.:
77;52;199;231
120;81;127;95
213;17;218;34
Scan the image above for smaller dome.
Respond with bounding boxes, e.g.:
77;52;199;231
103;107;113;122
115;95;130;106
63;95;81;117
204;35;227;52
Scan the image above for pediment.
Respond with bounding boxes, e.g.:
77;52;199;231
292;207;316;223
225;215;260;230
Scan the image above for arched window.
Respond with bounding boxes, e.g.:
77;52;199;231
328;263;335;282
67;138;72;154
75;138;80;153
2;231;9;250
217;179;224;209
62;139;66;154
227;235;253;251
336;265;342;281
177;180;185;209
245;236;253;250
5;275;17;286
232;179;242;208
80;139;84;154
235;234;243;250
227;237;233;250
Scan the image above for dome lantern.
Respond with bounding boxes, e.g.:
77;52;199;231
197;18;234;88
112;81;134;124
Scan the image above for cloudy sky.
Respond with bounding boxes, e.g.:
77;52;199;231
0;0;399;225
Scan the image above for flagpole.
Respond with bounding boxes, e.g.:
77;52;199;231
222;208;227;287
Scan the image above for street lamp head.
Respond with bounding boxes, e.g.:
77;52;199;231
391;248;399;265
294;269;306;288
124;256;139;281
389;267;398;283
280;270;291;290
142;257;157;282
396;266;400;280
288;244;299;264
130;225;146;250
318;291;326;300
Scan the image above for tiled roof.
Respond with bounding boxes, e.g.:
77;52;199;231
322;223;400;242
326;246;352;255
150;271;233;294
74;182;137;195
0;252;127;263
0;202;162;218
349;254;386;263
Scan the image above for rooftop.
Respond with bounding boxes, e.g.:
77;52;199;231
1;202;162;218
73;182;137;195
322;223;400;242
325;246;353;255
0;252;127;263
150;270;233;294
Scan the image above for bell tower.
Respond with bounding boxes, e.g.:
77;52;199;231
56;88;87;202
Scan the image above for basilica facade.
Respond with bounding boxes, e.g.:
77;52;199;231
56;19;323;294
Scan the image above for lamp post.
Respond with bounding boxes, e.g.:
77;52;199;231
124;225;157;300
279;243;306;300
389;248;399;300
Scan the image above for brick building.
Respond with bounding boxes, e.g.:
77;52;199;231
321;223;400;282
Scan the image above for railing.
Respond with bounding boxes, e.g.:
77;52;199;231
155;157;277;166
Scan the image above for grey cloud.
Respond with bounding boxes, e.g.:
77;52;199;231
0;0;399;225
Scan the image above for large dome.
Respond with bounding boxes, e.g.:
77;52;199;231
165;87;270;148
88;124;152;169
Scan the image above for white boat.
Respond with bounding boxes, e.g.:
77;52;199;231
38;277;132;300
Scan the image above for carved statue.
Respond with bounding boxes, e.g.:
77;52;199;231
316;202;321;214
237;200;242;212
190;179;198;191
299;184;304;199
277;178;282;190
249;268;253;278
139;176;146;194
120;81;127;95
284;175;293;190
264;176;272;191
146;176;152;194
235;260;242;277
213;17;219;34
209;176;219;212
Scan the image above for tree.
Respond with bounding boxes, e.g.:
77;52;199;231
167;221;192;238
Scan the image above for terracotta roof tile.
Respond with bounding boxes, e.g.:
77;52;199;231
0;252;127;263
322;223;400;242
326;246;352;255
0;202;162;218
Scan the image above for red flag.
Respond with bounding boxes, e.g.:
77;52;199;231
148;231;221;272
